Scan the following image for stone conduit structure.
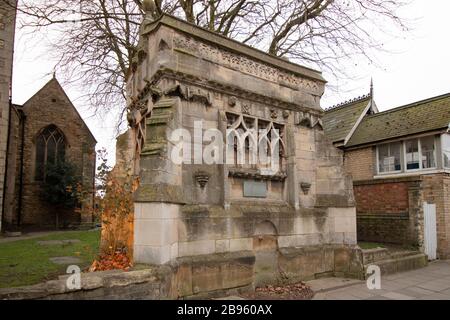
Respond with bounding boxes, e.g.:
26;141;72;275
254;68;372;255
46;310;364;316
123;13;363;298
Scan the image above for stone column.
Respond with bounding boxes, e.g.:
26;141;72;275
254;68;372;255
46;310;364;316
0;1;17;231
133;97;184;264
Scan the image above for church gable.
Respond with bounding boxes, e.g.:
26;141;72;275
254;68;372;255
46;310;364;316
21;77;96;145
6;77;97;229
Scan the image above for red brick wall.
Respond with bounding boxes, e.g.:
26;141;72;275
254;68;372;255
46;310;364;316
354;179;420;246
354;182;409;215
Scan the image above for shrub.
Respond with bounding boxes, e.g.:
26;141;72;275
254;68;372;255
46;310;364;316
41;161;81;209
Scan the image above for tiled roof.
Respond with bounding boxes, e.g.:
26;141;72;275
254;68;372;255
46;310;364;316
346;93;450;147
323;95;371;143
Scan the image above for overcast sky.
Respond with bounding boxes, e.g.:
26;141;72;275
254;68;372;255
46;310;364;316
11;0;450;165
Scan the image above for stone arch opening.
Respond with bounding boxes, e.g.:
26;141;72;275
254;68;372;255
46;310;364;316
253;220;278;251
253;220;279;286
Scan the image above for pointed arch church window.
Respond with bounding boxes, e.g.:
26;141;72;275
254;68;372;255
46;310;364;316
35;125;66;181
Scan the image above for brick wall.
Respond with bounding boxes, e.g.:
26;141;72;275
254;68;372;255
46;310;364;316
353;174;450;258
354;178;421;246
355;182;409;215
422;174;450;259
344;147;375;181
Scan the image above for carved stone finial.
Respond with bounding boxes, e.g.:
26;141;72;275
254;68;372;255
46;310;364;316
143;0;158;19
195;172;210;189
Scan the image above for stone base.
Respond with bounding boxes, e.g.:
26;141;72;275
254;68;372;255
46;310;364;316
0;245;364;300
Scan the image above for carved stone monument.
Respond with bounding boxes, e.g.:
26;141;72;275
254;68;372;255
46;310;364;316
126;13;361;296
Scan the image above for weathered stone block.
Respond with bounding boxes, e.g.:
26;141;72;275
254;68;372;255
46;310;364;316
230;238;253;252
179;240;216;257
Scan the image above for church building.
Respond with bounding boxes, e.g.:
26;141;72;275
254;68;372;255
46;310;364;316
0;1;97;232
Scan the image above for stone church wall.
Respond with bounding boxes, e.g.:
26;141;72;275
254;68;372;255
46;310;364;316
0;0;17;231
3;79;96;230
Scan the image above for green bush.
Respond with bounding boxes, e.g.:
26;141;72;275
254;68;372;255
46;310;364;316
42;161;81;208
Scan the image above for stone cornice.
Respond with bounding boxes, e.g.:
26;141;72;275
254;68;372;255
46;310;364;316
141;14;326;84
131;69;324;117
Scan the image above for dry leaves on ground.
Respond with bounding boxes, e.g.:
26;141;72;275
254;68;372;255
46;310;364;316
242;282;315;300
89;251;132;272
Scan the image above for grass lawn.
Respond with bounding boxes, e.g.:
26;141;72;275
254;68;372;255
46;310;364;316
358;242;386;250
0;230;100;289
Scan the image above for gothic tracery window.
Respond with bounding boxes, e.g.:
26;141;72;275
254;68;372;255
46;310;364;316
226;113;286;174
35;125;66;181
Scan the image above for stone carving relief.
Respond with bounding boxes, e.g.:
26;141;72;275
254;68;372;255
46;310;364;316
194;171;210;189
228;96;237;107
242;104;251;115
128;99;153;159
300;182;312;195
173;34;319;92
270;109;278;120
186;86;212;107
295;111;323;130
226;112;286;175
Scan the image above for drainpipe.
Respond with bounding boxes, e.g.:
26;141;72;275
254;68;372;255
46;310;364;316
17;111;26;227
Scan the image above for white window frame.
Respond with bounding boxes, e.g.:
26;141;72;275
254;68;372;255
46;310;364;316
442;133;450;169
419;136;437;170
403;137;437;172
376;142;402;174
376;136;438;176
403;138;421;172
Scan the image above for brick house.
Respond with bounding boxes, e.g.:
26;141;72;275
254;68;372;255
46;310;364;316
2;77;97;231
324;92;450;259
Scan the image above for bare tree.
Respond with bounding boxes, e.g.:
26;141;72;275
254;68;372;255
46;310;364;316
14;0;410;130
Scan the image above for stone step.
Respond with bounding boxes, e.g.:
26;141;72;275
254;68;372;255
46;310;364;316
363;253;428;278
362;248;389;265
389;250;421;260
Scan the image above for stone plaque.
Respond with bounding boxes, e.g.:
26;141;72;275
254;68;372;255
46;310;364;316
243;180;267;198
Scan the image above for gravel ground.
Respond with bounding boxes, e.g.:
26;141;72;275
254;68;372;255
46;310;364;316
240;282;315;300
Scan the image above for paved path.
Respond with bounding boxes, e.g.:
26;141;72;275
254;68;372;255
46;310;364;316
0;230;90;244
311;260;450;300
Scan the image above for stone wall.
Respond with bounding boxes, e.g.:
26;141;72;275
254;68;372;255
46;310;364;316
0;0;17;231
128;15;357;269
116;14;363;296
0;268;172;300
0;245;363;300
2;106;20;228
2;78;96;230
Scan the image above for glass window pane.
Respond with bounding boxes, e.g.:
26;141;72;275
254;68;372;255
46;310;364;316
405;139;419;170
443;134;450;168
378;144;388;173
421;136;436;169
57;142;65;164
378;142;401;173
391;142;402;171
47;138;56;165
35;135;46;181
